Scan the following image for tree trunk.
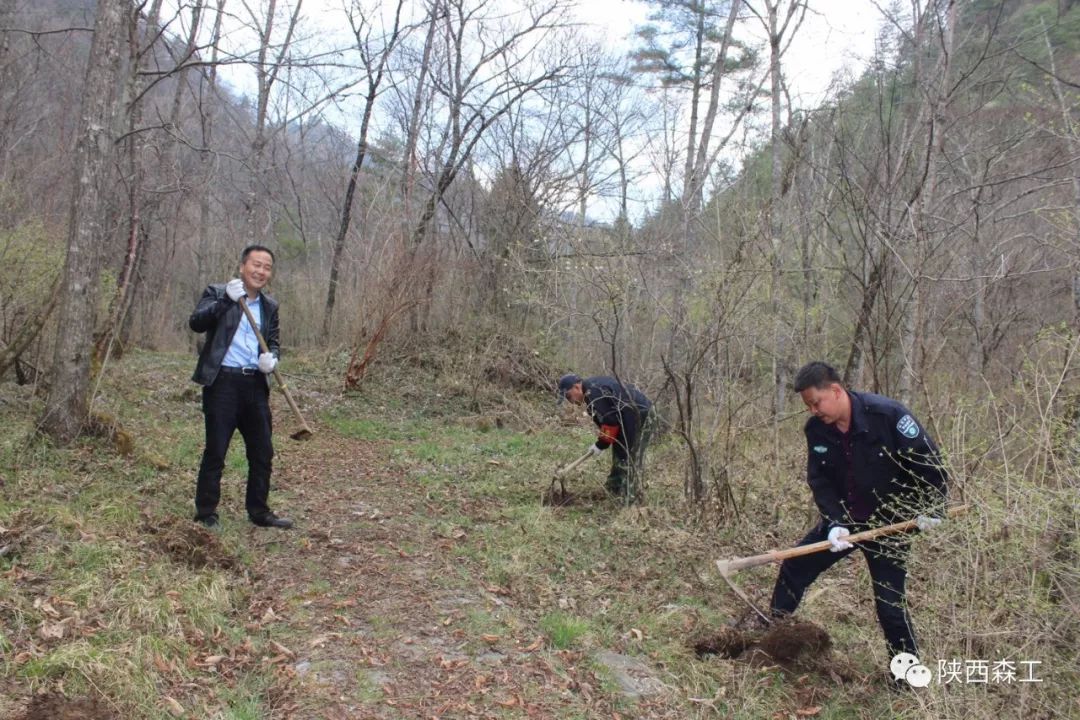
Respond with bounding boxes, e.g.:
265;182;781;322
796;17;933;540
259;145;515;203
899;0;954;404
400;2;438;245
322;0;405;340
39;0;126;444
196;0;226;305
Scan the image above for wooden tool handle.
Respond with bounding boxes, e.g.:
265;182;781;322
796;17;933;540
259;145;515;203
556;448;595;477
238;297;314;436
720;504;969;574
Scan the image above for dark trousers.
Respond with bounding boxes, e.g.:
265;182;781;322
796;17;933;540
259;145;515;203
607;410;653;501
195;372;274;520
770;521;918;657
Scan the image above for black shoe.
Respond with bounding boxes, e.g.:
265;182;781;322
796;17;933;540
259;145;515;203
196;515;220;529
250;513;292;529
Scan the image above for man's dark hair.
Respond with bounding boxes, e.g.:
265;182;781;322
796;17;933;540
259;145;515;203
793;361;843;392
241;244;275;263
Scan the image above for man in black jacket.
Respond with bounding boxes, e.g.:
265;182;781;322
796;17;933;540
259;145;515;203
189;245;291;530
557;373;653;502
770;361;947;660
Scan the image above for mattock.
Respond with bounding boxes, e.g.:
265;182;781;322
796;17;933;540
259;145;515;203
714;505;970;623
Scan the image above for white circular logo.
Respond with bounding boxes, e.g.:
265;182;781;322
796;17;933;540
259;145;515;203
890;652;920;681
906;663;932;688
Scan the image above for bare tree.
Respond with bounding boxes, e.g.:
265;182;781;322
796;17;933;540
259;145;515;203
39;0;126;443
322;0;407;340
93;0;165;363
241;0;305;244
745;0;807;414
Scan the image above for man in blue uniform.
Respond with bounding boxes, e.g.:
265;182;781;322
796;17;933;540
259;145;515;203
189;245;292;530
770;361;947;661
557;373;653;502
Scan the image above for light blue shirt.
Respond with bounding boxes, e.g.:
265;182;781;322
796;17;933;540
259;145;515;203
221;295;262;368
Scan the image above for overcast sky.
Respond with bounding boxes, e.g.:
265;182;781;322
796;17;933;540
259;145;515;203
204;0;889;220
210;0;885;110
572;0;882;106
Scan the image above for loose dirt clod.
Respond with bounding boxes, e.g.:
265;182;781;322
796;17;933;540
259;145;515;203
691;619;831;665
757;620;831;662
144;515;238;571
17;692;117;720
692;626;753;658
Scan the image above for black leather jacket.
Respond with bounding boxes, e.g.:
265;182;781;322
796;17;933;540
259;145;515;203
189;284;279;386
804;390;947;527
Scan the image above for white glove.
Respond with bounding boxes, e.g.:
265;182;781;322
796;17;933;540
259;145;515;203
827;526;853;552
257;352;277;374
916;515;942;532
588;444;604;456
225;278;245;302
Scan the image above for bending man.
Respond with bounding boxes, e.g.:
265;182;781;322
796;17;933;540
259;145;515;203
557;373;653;502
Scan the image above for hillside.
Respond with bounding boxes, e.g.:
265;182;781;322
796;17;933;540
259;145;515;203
2;347;1076;719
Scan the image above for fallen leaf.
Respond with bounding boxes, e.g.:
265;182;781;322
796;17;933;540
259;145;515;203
269;640;294;657
38;621;66;640
34;599;60;618
481;634;500;644
796;708;822;717
164;696;185;717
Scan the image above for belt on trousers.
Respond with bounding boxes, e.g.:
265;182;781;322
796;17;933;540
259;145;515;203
219;366;260;376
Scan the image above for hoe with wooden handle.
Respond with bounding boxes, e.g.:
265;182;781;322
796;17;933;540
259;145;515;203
549;448;596;496
238;297;314;441
716;504;969;624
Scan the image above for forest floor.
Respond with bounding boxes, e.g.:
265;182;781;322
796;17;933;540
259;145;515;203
0;348;979;719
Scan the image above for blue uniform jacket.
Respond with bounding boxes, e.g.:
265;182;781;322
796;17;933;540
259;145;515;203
582;376;652;450
804;390;947;527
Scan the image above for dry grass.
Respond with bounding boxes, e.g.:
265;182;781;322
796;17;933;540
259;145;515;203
0;341;1076;718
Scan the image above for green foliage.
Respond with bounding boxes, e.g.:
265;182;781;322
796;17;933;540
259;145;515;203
3;349;1079;717
0;205;61;340
539;612;590;649
273;217;308;262
1013;0;1080;55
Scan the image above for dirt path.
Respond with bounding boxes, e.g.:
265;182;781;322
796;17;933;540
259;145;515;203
252;430;626;719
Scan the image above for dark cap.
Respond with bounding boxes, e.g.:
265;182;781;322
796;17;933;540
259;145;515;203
556;373;582;401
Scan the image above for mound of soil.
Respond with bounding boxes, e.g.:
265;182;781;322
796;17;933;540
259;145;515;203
16;693;117;720
758;620;832;662
143;515;238;571
693;626;753;658
690;619;831;666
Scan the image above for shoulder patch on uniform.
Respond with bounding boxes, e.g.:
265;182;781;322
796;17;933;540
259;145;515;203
896;414;920;439
813;445;828;454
